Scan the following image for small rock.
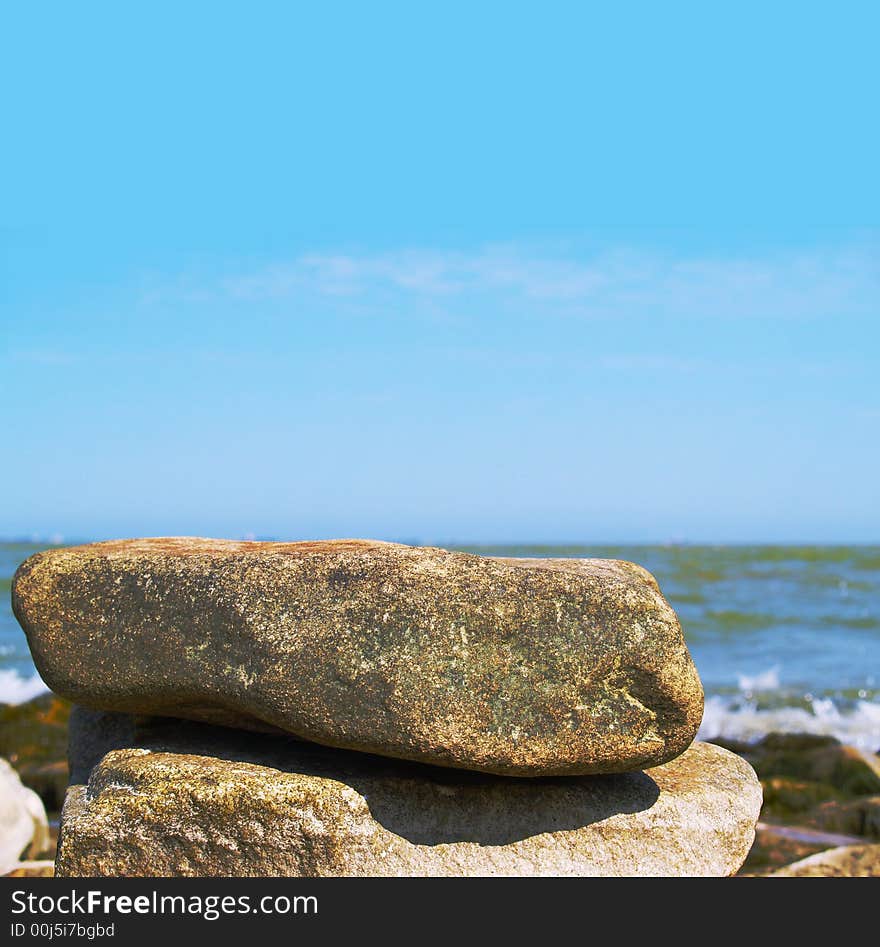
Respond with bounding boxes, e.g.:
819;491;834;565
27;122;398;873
760;777;843;819
806;796;880;840
759;733;842;753
722;734;880;798
739;824;829;875
767;843;880;877
0;694;70;811
0;757;50;875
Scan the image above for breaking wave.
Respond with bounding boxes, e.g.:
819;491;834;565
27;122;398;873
0;668;49;704
699;664;880;753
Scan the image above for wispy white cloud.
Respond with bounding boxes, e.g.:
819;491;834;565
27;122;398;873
212;242;879;320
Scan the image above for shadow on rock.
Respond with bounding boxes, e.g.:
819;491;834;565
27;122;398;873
70;707;661;846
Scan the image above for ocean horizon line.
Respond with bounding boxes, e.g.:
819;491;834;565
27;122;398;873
2;536;879;549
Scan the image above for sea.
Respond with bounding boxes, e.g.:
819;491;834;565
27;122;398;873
2;541;878;752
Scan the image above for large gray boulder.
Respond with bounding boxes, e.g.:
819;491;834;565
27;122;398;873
14;538;703;776
56;710;760;877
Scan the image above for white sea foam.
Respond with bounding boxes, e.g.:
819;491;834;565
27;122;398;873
0;668;49;704
699;694;880;753
736;665;781;692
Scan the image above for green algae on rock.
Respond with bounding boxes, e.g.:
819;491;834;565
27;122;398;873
806;796;880;840
0;694;70;811
56;710;758;878
14;538;703;776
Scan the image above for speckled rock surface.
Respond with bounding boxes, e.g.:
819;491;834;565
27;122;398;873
56;710;759;877
14;538;703;776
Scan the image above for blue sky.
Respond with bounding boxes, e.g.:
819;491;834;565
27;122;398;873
2;2;878;543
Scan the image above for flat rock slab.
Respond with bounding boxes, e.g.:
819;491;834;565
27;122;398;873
56;710;760;877
14;538;703;776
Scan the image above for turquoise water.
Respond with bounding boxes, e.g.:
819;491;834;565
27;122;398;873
2;542;878;750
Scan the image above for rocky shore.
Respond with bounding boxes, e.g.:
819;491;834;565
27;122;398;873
1;538;876;876
709;731;880;875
